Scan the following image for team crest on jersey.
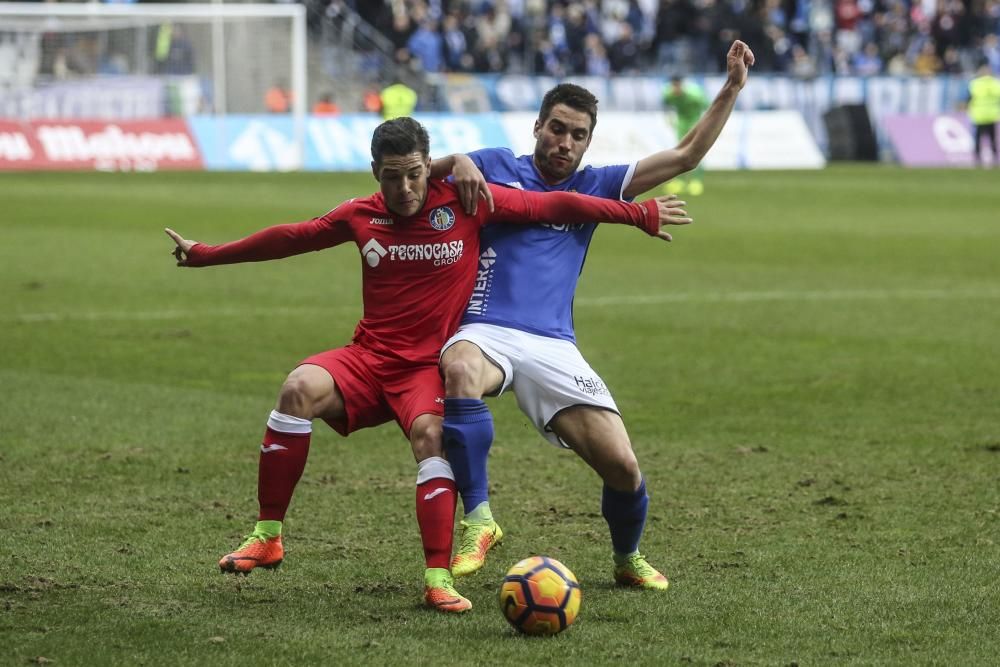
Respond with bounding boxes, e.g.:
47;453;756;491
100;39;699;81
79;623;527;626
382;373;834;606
428;206;456;231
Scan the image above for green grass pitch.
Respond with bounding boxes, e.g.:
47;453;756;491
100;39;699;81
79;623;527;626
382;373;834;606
2;165;999;665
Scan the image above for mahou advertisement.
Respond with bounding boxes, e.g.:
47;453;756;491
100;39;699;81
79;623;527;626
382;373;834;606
0;119;204;171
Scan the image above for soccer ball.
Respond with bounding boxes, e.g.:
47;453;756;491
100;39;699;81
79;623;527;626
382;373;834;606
499;556;581;636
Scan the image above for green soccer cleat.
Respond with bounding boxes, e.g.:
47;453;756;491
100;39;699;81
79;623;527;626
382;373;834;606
423;568;472;613
450;519;503;577
613;552;669;590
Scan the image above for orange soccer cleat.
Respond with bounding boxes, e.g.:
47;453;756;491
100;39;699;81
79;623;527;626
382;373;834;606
219;533;284;575
423;568;472;613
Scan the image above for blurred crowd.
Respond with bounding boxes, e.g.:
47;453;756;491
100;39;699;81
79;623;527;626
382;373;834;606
316;0;1000;77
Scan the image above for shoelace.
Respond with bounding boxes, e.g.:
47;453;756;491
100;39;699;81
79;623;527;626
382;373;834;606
623;553;655;576
237;532;270;550
427;576;458;594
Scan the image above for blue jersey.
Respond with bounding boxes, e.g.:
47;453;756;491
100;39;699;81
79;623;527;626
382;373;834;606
462;147;634;342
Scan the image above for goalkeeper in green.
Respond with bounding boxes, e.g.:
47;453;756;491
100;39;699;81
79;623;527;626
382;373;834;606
662;75;710;195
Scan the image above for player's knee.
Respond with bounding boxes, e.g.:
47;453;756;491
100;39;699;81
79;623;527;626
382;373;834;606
603;450;642;492
442;357;477;396
622;457;643;491
410;419;445;460
276;373;318;418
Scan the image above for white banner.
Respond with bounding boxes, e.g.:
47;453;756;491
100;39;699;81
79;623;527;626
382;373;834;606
456;74;970;153
499;110;824;170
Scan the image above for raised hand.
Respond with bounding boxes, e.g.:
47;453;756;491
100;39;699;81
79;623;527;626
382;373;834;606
727;40;755;90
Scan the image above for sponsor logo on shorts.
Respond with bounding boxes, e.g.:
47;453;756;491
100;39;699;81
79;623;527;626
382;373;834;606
574;375;610;397
506;181;524;190
428;206;456;231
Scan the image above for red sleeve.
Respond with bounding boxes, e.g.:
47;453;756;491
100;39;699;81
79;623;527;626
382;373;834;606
484;184;660;235
186;203;355;267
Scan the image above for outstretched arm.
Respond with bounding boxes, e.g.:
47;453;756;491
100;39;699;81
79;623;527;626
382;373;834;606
623;40;755;199
430;153;494;215
165;215;350;268
488;186;692;242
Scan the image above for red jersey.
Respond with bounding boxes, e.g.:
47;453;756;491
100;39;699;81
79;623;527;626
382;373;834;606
186;180;658;365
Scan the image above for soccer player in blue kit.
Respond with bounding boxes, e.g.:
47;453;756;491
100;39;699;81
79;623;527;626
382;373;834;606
432;40;755;588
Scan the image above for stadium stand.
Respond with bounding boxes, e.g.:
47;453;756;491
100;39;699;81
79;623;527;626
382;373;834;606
307;0;1000;79
2;0;997;114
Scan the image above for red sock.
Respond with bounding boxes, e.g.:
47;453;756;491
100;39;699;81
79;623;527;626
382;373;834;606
416;478;457;570
257;426;311;521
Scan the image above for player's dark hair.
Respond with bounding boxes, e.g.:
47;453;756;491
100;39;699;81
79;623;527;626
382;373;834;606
371;117;430;165
538;83;598;132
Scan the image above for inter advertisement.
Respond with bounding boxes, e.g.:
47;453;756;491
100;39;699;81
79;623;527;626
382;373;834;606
0;119;203;171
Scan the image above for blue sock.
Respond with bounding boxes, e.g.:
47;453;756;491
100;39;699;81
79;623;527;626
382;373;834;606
443;398;494;516
601;478;649;556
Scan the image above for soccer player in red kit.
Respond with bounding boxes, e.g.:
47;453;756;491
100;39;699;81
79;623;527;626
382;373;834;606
165;117;690;612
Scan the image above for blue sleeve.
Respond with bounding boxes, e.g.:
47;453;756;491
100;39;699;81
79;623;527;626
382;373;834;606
584;164;632;200
467;147;516;181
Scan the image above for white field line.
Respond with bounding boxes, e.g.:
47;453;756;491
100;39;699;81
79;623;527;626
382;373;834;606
7;288;1000;324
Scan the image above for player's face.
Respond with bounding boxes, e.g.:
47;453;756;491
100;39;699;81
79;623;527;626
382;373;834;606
532;104;593;184
373;152;431;218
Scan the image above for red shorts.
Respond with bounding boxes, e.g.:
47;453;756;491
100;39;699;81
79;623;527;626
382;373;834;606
300;344;444;438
